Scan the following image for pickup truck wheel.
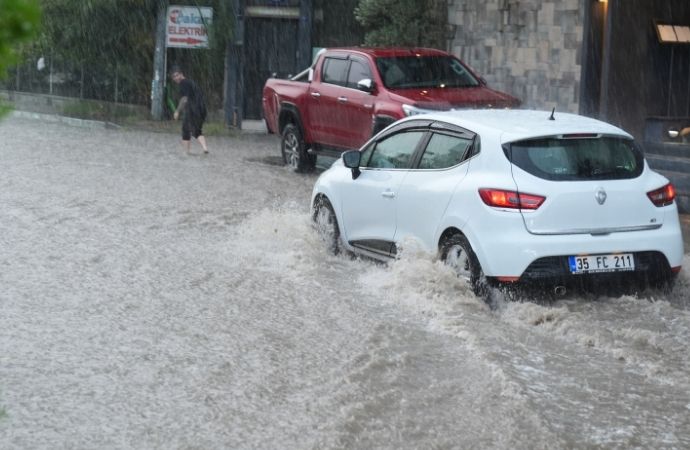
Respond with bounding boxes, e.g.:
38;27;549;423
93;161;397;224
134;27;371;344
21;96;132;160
281;123;315;172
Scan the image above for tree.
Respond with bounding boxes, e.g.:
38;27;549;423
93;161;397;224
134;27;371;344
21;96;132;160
0;0;40;116
354;0;447;49
38;0;158;103
33;0;230;110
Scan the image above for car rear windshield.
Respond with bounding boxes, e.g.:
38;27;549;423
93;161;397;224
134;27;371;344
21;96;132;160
375;56;480;89
504;136;644;181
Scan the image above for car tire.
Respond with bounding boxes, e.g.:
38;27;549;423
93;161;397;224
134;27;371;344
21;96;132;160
440;233;488;299
281;123;315;172
312;196;341;255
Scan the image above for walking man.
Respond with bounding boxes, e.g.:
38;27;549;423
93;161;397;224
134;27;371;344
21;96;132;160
171;67;208;154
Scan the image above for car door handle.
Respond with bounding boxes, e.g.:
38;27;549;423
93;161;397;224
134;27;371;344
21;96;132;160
337;96;348;103
310;92;321;98
381;190;396;198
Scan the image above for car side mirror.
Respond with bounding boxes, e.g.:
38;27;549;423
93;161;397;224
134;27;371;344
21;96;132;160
342;151;362;179
356;78;375;93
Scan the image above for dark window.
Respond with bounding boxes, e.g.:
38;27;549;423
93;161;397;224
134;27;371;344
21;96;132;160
419;133;472;169
375;56;480;89
246;0;299;6
365;131;425;169
347;59;372;89
506;137;644;181
322;58;349;86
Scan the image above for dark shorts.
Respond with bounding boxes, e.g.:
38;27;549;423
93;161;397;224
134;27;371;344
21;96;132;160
182;116;203;140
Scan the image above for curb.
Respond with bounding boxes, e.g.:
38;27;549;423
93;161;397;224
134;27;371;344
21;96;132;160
7;109;270;135
9;110;121;130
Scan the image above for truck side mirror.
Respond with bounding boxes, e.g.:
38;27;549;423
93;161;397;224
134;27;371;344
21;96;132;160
342;151;362;179
356;78;375;93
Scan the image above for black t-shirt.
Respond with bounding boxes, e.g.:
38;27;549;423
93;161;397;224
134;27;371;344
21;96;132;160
179;78;193;100
179;78;206;121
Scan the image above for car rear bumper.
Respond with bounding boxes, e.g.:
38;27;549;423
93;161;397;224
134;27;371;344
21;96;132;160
466;211;684;280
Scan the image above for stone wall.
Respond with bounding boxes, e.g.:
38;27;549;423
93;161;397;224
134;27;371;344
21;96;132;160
448;0;584;113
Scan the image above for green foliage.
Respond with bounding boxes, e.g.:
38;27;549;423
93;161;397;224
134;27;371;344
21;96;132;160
0;0;40;117
30;0;231;109
38;0;158;102
0;0;40;77
355;0;447;49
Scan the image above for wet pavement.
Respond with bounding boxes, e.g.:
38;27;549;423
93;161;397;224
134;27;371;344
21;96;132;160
1;115;689;449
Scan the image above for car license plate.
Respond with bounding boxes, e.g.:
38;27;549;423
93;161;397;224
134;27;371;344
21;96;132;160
568;253;635;274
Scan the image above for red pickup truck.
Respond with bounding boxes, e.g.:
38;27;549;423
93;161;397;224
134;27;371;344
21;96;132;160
263;47;520;172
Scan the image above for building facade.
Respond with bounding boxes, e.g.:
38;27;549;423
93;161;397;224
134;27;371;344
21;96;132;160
449;0;584;114
448;0;690;141
447;0;690;210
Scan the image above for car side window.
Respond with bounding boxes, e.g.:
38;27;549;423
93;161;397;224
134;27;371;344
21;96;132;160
322;57;349;86
418;133;472;169
347;59;372;89
365;131;425;169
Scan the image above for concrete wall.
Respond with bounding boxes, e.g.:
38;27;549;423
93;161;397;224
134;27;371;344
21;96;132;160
0;90;149;120
448;0;584;113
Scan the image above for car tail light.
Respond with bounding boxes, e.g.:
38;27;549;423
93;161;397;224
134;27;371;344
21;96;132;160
478;188;546;210
647;183;676;207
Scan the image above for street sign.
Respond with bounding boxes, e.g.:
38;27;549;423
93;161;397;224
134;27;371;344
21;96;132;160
166;6;213;49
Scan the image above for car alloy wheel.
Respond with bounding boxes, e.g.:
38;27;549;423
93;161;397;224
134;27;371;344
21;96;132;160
440;234;486;298
313;197;340;254
281;123;314;172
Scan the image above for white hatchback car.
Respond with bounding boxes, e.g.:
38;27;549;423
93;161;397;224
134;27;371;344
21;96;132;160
311;110;684;297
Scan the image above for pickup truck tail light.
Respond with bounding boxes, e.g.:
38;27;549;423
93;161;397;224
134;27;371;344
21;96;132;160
479;188;546;210
647;183;676;207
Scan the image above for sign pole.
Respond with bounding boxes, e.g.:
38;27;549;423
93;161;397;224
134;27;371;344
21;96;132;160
151;0;168;120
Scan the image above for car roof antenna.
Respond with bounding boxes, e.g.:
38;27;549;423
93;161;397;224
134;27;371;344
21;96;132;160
548;107;556;121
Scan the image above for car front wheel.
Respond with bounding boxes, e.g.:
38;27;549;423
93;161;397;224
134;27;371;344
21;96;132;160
312;196;340;254
440;233;487;298
281;123;315;172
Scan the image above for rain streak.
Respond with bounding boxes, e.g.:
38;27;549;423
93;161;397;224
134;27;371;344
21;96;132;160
1;116;689;448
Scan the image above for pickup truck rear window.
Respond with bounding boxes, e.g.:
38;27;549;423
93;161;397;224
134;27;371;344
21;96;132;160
375;56;480;89
505;136;644;181
322;57;349;86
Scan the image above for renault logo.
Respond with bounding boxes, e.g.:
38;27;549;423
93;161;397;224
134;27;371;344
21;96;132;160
595;188;607;205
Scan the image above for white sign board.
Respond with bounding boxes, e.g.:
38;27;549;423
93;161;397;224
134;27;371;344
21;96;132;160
166;6;213;49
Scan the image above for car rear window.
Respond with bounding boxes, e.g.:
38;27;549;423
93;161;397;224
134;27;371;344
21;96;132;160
418;133;472;169
505;136;644;181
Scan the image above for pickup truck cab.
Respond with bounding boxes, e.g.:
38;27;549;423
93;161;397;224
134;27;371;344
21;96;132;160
263;47;521;172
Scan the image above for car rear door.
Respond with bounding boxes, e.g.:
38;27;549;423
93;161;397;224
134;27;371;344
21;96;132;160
506;135;665;235
309;55;350;147
341;56;376;148
309;55;356;148
341;128;427;257
394;124;476;251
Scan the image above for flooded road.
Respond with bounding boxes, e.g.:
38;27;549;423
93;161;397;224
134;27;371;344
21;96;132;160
1;116;689;448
